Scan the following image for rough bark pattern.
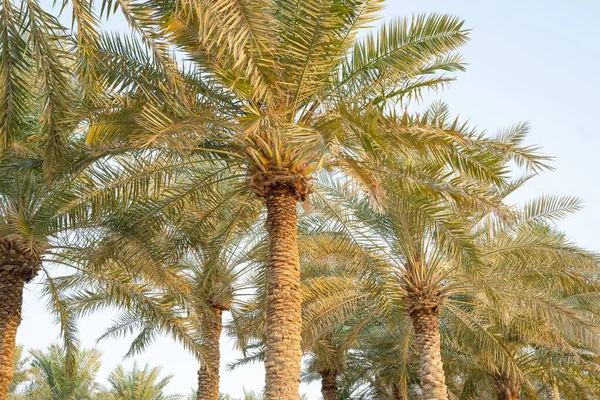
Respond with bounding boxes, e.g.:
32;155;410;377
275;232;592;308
0;273;24;400
263;193;302;399
410;307;448;400
320;369;338;400
494;375;520;400
547;382;560;400
196;307;223;400
0;238;41;400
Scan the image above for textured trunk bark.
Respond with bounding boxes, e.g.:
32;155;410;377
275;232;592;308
494;376;520;400
547;382;560;400
0;238;40;400
320;369;338;400
263;192;302;400
196;307;223;400
410;307;448;400
0;270;26;400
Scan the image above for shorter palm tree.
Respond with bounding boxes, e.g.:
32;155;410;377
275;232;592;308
106;363;182;400
214;390;308;400
339;319;421;400
14;344;102;400
8;346;40;399
56;161;261;400
217;391;263;400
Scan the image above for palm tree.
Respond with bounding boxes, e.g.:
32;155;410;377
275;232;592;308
8;346;40;399
81;5;480;396
297;227;388;400
332;213;600;400
55;164;261;400
106;363;182;400
282;119;553;399
0;145;97;396
320;180;488;399
470;213;600;400
0;0;90;395
20;344;102;400
338;318;421;400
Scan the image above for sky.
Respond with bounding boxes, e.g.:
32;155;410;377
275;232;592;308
18;0;600;398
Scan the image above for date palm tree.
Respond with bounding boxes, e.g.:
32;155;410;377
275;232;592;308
0;0;94;395
229;115;548;398
13;344;103;400
324;191;600;400
318;180;489;397
459;195;600;400
106;363;182;400
54;162;262;400
8;346;39;399
80;4;485;395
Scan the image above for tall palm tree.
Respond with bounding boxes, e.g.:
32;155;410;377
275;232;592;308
0;145;97;398
324;182;489;399
106;363;182;400
81;5;481;396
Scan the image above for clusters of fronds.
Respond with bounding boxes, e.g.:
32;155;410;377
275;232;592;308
1;1;599;399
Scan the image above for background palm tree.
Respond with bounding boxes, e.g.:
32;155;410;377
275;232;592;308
53;163;261;400
0;145;90;398
340;319;420;400
8;346;40;399
106;363;182;400
22;344;102;400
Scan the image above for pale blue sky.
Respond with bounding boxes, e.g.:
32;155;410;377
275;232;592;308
19;1;600;398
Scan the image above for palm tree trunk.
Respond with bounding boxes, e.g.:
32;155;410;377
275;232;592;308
320;369;338;400
197;307;223;400
0;271;25;400
494;375;520;400
409;306;448;400
263;192;302;399
0;239;40;399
